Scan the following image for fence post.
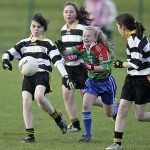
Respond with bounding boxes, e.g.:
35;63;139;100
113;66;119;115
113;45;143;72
27;0;34;35
138;0;143;22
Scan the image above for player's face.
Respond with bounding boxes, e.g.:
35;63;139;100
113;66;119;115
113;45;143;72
30;20;44;37
82;29;97;48
116;23;126;37
63;5;77;25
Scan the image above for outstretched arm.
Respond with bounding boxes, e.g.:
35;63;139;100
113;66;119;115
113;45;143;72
84;63;107;73
113;59;133;68
55;40;73;56
61;48;73;56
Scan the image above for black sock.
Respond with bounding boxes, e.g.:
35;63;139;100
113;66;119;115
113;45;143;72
71;119;81;129
26;128;34;137
50;110;61;123
114;131;123;146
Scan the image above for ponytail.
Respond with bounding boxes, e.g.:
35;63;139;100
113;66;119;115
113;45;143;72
96;28;115;59
135;21;145;39
116;13;145;39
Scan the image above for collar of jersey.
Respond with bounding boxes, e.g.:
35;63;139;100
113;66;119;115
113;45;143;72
125;30;136;40
83;42;97;54
66;19;79;32
29;34;46;42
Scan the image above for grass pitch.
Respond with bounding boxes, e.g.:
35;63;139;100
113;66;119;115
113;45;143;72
0;0;150;150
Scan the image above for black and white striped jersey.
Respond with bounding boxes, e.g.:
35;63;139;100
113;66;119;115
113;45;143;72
2;36;62;73
61;23;85;47
126;34;150;75
61;23;85;66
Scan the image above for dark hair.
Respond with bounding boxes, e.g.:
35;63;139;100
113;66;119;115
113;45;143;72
116;13;145;39
64;2;92;25
32;13;48;31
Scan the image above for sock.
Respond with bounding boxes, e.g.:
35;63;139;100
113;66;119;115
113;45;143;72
114;131;123;146
26;128;34;137
82;112;92;137
50;109;61;124
71;118;81;129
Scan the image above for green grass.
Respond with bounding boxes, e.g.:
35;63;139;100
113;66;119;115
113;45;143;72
0;0;150;150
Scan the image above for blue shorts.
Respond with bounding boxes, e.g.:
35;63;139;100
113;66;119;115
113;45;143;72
84;75;117;105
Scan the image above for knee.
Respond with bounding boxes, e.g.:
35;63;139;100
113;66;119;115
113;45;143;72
22;98;32;110
105;111;113;117
63;94;74;104
136;117;144;122
34;93;44;105
64;96;72;103
135;114;144;121
82;104;90;112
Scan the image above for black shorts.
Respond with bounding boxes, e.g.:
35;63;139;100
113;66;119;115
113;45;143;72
121;75;150;104
22;72;50;100
62;64;88;89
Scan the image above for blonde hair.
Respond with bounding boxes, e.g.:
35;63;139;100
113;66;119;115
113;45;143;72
84;26;115;58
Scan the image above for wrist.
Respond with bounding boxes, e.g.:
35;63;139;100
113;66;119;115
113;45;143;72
85;63;94;71
91;65;94;71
